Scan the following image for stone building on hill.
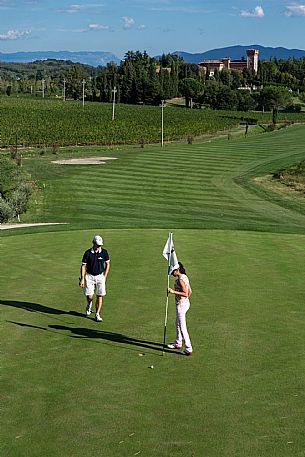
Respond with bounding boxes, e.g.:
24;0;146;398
199;49;259;77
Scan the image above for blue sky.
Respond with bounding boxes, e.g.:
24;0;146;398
0;1;305;58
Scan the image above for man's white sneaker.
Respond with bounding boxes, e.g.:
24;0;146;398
167;343;182;349
85;305;92;316
95;313;103;322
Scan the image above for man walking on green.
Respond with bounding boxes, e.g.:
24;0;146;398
79;235;110;322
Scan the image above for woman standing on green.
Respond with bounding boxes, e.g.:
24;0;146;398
167;262;193;356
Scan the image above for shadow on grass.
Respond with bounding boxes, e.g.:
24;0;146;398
8;321;49;331
8;321;177;355
49;324;172;353
0;300;84;318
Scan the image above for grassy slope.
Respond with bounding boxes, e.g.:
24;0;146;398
19;124;305;233
2;126;305;456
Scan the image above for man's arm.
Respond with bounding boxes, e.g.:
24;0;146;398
79;263;87;288
104;260;110;280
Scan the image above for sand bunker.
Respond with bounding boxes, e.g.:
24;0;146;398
52;157;118;165
0;223;67;230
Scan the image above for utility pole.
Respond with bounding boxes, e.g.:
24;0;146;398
82;79;86;107
161;100;165;147
63;78;66;101
89;76;93;101
112;86;117;120
42;79;45;98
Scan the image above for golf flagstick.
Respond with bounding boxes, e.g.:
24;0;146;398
162;253;171;355
162;232;176;355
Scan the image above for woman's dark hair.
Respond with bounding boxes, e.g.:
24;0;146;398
178;262;186;274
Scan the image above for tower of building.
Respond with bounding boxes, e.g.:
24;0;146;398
246;49;259;75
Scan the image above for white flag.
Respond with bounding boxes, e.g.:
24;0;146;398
163;233;179;274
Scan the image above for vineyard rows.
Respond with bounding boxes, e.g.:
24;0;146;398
1;97;305;147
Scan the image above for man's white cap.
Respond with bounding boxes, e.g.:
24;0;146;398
93;235;103;246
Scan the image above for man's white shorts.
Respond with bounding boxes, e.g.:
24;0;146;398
85;273;106;297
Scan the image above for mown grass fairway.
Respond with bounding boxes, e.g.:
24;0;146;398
19;124;305;232
2;126;305;457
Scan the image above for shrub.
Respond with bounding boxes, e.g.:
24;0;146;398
9;189;29;218
283;104;302;113
0;197;14;223
0;156;34;221
266;124;276;132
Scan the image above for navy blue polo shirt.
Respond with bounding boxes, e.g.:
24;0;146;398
82;248;110;276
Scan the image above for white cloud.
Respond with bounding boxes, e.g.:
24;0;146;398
58;28;87;33
150;6;209;13
65;4;82;13
59;24;110;33
285;4;305;16
59;3;104;14
122;16;135;28
138;24;146;29
240;5;264;17
89;23;109;30
0;29;31;40
59;4;84;14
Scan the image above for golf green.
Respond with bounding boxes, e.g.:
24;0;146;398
2;125;305;456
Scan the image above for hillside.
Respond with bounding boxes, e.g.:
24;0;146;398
2;45;305;68
0;50;120;67
175;45;305;63
0;59;95;80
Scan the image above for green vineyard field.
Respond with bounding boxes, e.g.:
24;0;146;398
2;97;305;147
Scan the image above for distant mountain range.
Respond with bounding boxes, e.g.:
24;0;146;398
1;45;305;67
174;45;305;63
0;50;120;67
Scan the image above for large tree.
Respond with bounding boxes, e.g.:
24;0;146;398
179;78;204;108
259;86;292;123
65;64;89;100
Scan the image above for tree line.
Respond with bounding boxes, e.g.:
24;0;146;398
1;51;305;114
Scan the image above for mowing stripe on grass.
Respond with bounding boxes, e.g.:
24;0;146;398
2;229;305;457
17;124;305;233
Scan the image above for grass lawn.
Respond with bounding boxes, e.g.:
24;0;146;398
17;123;305;232
2;125;305;456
